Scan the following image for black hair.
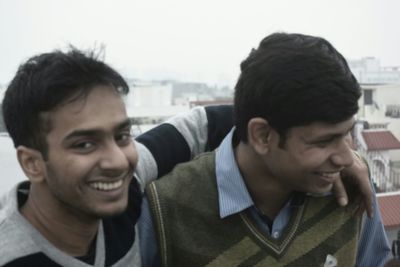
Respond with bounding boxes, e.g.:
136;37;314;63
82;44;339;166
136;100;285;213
2;47;129;158
234;32;361;146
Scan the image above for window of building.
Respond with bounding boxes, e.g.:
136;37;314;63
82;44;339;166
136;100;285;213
364;89;373;105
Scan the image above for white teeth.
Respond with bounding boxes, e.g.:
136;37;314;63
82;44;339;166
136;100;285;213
320;172;340;178
90;180;123;191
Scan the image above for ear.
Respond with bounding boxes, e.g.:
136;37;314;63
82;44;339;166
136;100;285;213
16;146;46;183
247;117;272;155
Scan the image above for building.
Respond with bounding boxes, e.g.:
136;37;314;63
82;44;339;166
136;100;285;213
123;79;233;135
358;84;400;135
189;99;233;108
172;82;233;105
355;127;400;191
349;57;400;84
127;80;173;107
355;84;400;192
377;192;400;250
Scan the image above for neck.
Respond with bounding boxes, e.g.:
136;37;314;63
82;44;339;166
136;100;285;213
20;191;99;257
235;142;292;220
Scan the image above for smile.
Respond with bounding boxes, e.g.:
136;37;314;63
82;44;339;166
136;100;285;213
319;172;340;178
315;171;341;181
89;179;124;191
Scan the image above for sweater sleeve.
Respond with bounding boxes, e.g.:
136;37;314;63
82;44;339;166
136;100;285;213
134;105;233;189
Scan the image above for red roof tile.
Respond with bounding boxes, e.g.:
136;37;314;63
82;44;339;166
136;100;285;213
377;192;400;228
362;130;400;151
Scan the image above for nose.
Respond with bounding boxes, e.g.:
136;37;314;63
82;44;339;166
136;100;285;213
100;141;130;174
330;134;354;168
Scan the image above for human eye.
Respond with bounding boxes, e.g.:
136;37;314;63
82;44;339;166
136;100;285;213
71;140;96;152
116;130;133;146
313;137;335;148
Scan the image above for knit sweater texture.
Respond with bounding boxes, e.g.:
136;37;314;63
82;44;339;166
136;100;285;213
146;152;361;267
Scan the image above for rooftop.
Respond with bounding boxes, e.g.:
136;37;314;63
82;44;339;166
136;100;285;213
377;191;400;229
362;130;400;151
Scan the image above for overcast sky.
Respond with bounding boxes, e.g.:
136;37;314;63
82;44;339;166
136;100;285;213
0;0;399;87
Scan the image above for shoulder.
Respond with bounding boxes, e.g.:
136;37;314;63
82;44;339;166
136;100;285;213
146;152;217;203
0;183;41;266
304;194;362;232
156;152;215;185
0;211;39;266
0;184;19;225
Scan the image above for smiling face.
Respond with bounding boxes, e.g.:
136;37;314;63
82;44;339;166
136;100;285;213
263;117;356;195
40;85;138;220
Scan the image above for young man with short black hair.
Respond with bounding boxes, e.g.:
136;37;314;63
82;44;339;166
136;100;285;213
142;33;391;266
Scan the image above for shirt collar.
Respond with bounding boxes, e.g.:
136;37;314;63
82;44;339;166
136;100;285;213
215;128;254;218
215;129;332;219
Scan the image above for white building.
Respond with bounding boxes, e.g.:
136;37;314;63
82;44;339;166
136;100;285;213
127;81;173;108
355;127;400;191
355;84;400;192
125;80;189;135
358;84;400;136
349;57;400;84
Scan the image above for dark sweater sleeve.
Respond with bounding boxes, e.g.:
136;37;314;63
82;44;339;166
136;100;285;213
204;105;234;151
135;105;233;179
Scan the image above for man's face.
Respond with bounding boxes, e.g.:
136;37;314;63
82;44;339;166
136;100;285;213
42;85;138;219
264;117;355;195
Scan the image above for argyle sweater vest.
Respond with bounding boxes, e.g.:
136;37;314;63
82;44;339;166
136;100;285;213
146;152;361;267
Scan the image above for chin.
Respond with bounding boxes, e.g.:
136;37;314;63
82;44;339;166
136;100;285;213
96;208;127;219
309;185;333;196
93;201;129;219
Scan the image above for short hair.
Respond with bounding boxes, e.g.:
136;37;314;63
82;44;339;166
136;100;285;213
2;48;129;158
234;32;361;145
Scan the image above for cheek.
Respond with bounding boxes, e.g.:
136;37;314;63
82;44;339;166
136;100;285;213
295;149;331;169
125;145;139;167
56;155;97;180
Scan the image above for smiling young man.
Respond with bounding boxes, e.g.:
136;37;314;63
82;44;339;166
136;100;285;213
141;33;391;266
30;85;136;219
0;50;143;266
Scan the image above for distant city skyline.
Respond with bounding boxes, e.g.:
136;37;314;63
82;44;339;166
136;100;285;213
1;0;400;87
1;55;399;90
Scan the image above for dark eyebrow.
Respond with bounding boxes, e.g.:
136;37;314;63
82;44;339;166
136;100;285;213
116;119;132;131
64;119;132;141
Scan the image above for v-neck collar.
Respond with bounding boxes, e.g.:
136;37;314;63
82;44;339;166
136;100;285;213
239;198;308;258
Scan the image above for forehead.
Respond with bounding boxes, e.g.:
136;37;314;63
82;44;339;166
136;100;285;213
45;85;127;138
